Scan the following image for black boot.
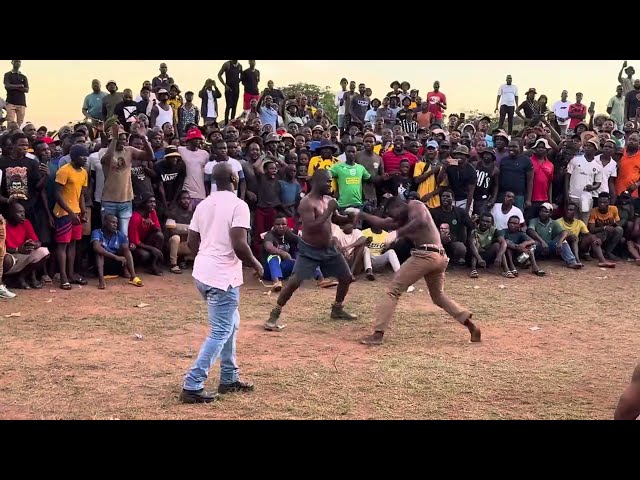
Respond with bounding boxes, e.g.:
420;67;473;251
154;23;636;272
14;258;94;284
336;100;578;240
330;304;358;320
218;380;255;394
179;389;219;404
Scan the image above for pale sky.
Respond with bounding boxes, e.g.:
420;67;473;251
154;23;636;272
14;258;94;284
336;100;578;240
1;60;633;128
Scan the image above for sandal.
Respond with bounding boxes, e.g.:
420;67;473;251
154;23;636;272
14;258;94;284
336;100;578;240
170;265;182;274
41;275;53;285
469;269;479;279
128;277;144;287
264;322;287;331
29;279;43;289
70;277;88;286
511;269;519;277
502;271;515;278
533;270;546;277
60;282;72;290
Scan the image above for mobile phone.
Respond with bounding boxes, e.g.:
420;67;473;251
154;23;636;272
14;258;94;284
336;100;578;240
589;101;595;111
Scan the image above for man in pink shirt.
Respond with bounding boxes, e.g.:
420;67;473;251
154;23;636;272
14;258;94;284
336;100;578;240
180;163;263;404
426;80;447;127
527;138;554;221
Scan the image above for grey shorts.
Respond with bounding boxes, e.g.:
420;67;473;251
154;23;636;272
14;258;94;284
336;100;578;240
292;239;352;280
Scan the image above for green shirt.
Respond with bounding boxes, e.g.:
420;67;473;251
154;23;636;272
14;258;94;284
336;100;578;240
330;162;371;208
475;226;501;251
527;218;564;243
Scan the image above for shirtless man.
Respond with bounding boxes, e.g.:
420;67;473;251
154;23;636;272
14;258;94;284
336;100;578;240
264;169;357;331
614;362;640;420
349;198;481;345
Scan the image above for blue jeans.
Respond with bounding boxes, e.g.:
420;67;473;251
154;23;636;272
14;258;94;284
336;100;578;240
183;281;240;391
542;240;578;265
101;201;133;239
263;256;321;281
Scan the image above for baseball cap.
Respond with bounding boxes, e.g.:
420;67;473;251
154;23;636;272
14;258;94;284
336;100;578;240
106;80;117;88
534;138;550;149
41;137;55;144
426;140;439;149
432;128;446;136
453;145;470;155
164;146;181;158
157;88;169;95
185;128;204;141
540;202;554;211
312;125;324;132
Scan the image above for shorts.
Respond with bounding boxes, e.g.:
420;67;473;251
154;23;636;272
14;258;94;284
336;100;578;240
103;257;125;276
55;215;83;244
243;93;260;111
292;239;352;280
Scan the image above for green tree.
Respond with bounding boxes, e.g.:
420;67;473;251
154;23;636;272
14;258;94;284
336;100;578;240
459;108;525;132
278;82;338;124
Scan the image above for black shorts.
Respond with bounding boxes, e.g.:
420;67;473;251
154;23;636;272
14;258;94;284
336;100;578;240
292;239;352;280
103;257;125;276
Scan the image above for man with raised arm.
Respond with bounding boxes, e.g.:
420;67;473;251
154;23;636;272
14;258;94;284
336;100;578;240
348;197;481;345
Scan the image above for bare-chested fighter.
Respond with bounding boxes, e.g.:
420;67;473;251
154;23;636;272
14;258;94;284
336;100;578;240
614;362;640;420
349;197;481;345
264;169;357;331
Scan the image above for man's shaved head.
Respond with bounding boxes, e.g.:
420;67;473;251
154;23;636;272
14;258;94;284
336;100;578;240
213;162;235;190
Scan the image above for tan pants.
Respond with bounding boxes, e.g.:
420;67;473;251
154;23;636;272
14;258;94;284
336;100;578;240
168;235;192;264
374;249;471;332
5;247;50;275
5;104;26;126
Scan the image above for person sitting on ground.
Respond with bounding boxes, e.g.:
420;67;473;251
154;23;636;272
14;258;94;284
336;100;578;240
166;190;194;274
128;194;165;276
468;212;509;278
526;203;582;269
430;189;474;265
501;215;545;277
490;190;525;231
626;215;640;263
91;213;142;289
587;192;624;262
332;222;367;277
262;214;303;292
2;202;50;289
361;224;416;291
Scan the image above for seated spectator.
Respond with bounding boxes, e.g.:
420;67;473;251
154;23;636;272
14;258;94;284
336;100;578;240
468;212;508;278
431;189;473;265
490;190;525;230
166;190;194;274
0;214;17;299
332;222;366;277
526;203;581;268
91;213;142;289
361;225;415;291
387;158;414;200
2;203;50;289
588;192;624;262
626;216;640;263
501;215;545;277
128;194;165;276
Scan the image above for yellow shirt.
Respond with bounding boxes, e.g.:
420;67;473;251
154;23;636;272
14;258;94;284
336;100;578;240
362;228;388;256
413;161;448;209
308;155;339;192
53;163;88;217
555;218;588;237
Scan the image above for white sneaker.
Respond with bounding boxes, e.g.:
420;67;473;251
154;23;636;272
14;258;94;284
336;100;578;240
0;284;17;299
407;285;415;293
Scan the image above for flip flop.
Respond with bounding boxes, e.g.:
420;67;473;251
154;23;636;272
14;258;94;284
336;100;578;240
70;277;88;286
41;275;53;284
60;282;72;290
502;271;515;278
469;270;479;279
264;322;287;331
511;269;519;277
104;275;119;280
128;277;144;287
170;265;182;274
533;270;546;277
597;262;616;269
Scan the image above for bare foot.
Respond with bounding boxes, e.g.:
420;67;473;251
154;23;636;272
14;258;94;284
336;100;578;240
98;280;106;290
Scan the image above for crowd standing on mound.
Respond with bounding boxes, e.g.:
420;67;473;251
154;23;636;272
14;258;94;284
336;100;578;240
2;59;640;302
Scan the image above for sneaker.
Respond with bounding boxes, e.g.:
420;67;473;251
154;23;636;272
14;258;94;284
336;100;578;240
330;305;358;320
179;389;219;404
0;284;16;299
218;380;255;394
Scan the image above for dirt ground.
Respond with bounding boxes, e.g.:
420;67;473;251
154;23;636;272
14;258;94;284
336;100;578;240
0;261;638;420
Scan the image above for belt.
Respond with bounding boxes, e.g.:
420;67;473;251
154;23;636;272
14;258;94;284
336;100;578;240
414;244;445;255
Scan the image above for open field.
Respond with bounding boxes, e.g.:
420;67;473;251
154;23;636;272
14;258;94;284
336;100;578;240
1;262;638;420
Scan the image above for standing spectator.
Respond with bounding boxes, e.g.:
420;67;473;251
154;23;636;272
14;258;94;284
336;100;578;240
167;84;183;124
252;159;282;254
257;95;278;132
496;140;533;211
0;133;41;223
381;135;418;174
330;144;371;211
438;145;476;212
101;80;123;120
594;139;618;201
377;96;398;130
177;91;200;138
528;139;555;220
82;79;107;122
426;80;447;127
3;60;29;126
614;133;640;199
53;145;89;290
624;80;640;122
151;63;174;93
262;80;284;107
607;86;625;129
565;138;603;223
414;140;447;208
136;86;154;118
495;74;519;134
364;99;381;124
128;195;165;276
179;162;260;404
349;84;369;130
472;150;499;216
150;89;175;130
335;78;349;132
240;60;260;115
416;102;432;129
178;128;209;208
618;61;635;96
199;79;222;126
113;89;139;132
356;132;384;208
568;92;587;131
218;60;243;125
154;145;185;213
552;90;571;135
516;88;541;126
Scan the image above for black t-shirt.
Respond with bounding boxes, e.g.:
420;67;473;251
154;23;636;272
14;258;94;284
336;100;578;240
391;175;413;198
265;88;285;106
0;156;41;215
152;75;174;92
241;69;260;95
446;162;477;201
262;230;299;264
498;154;533;200
395;108;414;124
154;159;186;203
225;62;242;89
349;94;370;123
474;163;495;201
4;71;29;106
114;100;139;132
256;175;282;208
518;100;540;119
625;89;640;120
431;206;474;243
131;159;154;204
166;205;193;225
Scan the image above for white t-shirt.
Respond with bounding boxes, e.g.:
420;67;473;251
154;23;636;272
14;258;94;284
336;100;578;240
336;91;347;116
178;146;209;200
204;158;244;193
331;224;362;254
498;84;519;107
553;100;571;125
490;203;525;230
593;155;617;196
88;148;107;202
567;155;603;200
189;190;251;290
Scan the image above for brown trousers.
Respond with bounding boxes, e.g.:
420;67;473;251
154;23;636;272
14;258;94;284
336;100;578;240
5;104;26;125
374;249;471;332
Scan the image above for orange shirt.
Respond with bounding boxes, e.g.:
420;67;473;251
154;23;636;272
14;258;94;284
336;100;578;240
615;149;640;197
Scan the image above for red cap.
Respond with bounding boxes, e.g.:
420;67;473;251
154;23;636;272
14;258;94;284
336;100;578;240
185;128;203;141
41;137;55;144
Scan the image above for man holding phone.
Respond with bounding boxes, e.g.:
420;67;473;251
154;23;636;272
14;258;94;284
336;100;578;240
568;92;587;131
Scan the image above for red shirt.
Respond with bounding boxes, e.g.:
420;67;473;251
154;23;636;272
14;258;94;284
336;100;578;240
568;103;586;129
426;91;447;119
382;149;418;175
531;155;554;202
128;209;161;246
5;219;38;250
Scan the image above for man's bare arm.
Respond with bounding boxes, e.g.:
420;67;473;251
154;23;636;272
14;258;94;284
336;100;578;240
298;197;336;230
356;212;397;231
614;363;640;420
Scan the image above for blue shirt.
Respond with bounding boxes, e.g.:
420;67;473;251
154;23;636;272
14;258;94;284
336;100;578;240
484;134;494;148
90;228;127;255
279;180;301;205
83;92;108;120
259;106;278;130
